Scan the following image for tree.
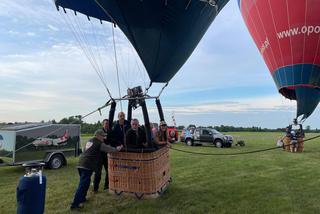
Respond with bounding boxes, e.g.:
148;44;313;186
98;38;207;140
59;116;82;124
306;125;311;132
187;124;196;129
177;125;185;130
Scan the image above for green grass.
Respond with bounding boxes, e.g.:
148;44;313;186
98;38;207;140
1;132;320;213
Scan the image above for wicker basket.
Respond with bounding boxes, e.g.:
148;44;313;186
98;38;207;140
283;136;304;153
297;138;304;152
108;146;171;199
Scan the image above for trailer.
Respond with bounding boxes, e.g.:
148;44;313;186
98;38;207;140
0;123;81;169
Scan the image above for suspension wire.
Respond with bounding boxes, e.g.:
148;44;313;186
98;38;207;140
95;0;143;96
169;134;320;156
95;0;149;99
60;10;113;99
4;7;114;157
114;28;131;88
90;20;106;82
72;14;103;77
112;25;123;111
145;81;153;95
157;82;169;98
72;13;112;95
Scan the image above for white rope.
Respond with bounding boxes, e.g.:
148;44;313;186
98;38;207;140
60;10;113;98
90;20;106;82
112;25;123;110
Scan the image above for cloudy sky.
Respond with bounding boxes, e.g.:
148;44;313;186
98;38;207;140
0;0;319;129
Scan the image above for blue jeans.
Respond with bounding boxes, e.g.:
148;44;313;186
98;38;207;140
94;155;109;191
71;168;93;208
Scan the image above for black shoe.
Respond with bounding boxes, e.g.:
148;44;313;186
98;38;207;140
70;203;84;211
80;198;88;203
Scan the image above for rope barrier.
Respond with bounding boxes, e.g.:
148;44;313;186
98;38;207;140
168;134;320;156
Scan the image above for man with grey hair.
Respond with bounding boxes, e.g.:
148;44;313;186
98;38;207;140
125;118;148;149
70;129;122;210
113;112;131;146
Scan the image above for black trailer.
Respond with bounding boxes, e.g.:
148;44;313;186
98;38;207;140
0;123;81;169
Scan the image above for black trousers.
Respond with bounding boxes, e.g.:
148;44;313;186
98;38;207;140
93;154;108;191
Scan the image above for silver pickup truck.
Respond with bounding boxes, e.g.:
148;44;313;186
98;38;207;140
183;127;233;148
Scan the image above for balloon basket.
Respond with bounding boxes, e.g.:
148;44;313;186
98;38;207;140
108;146;171;199
283;136;304;153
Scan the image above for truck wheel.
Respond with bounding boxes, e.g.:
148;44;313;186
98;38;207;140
186;139;193;146
48;154;64;169
215;140;223;148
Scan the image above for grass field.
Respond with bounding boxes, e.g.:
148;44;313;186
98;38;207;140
1;132;320;213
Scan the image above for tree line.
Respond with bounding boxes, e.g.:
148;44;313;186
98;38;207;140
2;118;319;133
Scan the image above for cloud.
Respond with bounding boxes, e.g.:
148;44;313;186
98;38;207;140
48;24;59;32
26;32;36;37
159;95;295;114
0;0;319;128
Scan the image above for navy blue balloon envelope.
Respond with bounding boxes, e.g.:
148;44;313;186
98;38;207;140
54;0;229;83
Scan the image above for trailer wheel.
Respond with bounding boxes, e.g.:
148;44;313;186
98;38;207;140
48;154;64;169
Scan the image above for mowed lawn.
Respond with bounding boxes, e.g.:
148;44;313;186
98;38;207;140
1;132;320;214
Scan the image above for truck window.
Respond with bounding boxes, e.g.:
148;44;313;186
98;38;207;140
202;130;209;135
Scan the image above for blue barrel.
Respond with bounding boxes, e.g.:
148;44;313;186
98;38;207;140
17;175;46;214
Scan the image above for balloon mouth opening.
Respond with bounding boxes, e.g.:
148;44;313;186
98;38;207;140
279;85;320;100
280;86;320;120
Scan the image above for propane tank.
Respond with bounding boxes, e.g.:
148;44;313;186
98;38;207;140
16;162;46;214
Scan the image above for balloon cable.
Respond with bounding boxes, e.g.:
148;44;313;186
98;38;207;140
112;25;123;111
169;134;320;156
59;10;113;99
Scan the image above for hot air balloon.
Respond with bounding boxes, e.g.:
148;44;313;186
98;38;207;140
238;0;320;121
54;0;230;142
55;0;229;83
53;1;230;199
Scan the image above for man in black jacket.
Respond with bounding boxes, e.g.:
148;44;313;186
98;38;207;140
125;118;148;149
93;119;115;192
70;129;122;210
113;112;131;146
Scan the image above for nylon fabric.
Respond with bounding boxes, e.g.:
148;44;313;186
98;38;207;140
55;0;230;82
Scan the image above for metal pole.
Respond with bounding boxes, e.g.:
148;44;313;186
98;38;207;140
156;98;165;122
108;101;117;129
140;99;152;146
127;101;132;123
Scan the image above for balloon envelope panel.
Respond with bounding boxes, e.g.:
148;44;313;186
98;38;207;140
239;0;320;119
55;0;230;83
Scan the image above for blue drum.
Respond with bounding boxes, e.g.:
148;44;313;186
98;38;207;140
17;163;46;214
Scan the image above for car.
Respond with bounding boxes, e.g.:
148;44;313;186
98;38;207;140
167;126;179;143
180;127;195;142
183;127;233;148
180;128;187;142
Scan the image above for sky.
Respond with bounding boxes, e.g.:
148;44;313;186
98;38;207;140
0;0;319;129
